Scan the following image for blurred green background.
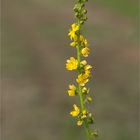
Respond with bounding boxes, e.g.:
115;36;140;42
1;0;139;140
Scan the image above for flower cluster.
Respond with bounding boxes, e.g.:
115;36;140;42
66;0;98;139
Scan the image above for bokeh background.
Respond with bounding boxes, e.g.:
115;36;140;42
1;0;139;140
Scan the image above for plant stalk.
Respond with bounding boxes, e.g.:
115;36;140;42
76;25;92;140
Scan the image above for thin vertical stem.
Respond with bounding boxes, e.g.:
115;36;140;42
85;120;92;140
76;25;92;140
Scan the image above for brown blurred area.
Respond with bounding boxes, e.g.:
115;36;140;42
1;0;139;140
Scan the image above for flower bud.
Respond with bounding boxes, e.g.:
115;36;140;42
83;9;87;14
81;3;85;8
91;129;98;137
73;7;78;12
80;20;84;25
83;16;88;21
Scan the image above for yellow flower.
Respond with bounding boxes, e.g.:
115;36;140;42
77;120;83;126
76;64;92;86
80;35;88;47
68;84;76;96
84;64;92;70
68;23;80;40
66;57;78;70
80;60;87;65
72;23;80;31
81;47;90;57
80;35;85;42
84;64;92;77
76;73;89;86
70;104;80;117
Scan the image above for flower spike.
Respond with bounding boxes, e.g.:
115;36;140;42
66;0;98;139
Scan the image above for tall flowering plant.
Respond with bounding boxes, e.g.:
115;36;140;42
66;0;98;140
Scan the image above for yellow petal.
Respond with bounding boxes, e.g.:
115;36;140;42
66;57;78;70
70;42;76;47
68;90;75;96
85;65;92;70
70;104;80;117
81;47;90;57
80;60;87;65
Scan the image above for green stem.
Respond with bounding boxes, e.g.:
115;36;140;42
77;45;84;110
76;25;92;140
85;120;92;140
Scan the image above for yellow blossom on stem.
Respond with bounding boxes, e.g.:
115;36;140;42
76;73;89;86
76;64;92;86
81;47;90;57
80;35;85;42
70;104;80;117
68;84;76;96
80;35;88;47
68;23;80;40
80;60;87;66
84;64;92;70
66;57;78;70
66;0;98;139
84;65;92;75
